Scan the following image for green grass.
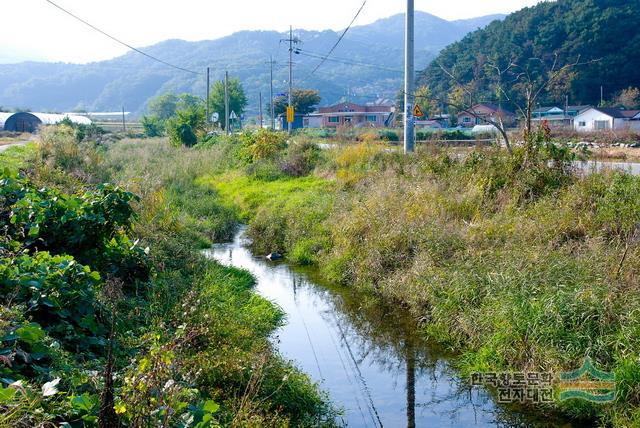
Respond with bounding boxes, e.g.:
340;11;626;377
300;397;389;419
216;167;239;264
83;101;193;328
0;143;36;173
0;130;337;427
193;139;640;426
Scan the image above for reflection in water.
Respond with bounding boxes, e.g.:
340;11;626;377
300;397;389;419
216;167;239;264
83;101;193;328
205;229;569;427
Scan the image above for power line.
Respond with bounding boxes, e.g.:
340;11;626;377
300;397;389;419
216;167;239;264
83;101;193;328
311;0;367;75
297;49;402;73
44;0;201;76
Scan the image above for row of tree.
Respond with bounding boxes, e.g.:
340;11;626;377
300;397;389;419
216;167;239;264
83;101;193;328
141;79;321;146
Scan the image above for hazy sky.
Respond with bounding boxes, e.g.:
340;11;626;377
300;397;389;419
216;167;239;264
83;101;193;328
3;0;544;64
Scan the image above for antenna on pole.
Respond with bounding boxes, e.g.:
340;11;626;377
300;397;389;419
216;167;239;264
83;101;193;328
404;0;415;154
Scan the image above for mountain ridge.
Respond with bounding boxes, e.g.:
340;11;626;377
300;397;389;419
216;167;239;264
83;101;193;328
0;11;504;116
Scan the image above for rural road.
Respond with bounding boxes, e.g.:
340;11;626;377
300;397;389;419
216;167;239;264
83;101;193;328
0;135;37;153
0;141;28;153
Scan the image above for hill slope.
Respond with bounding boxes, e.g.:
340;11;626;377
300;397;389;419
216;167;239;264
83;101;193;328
419;0;640;108
0;12;503;116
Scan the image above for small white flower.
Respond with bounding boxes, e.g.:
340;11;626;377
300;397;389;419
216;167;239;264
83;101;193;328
41;378;60;397
163;379;175;391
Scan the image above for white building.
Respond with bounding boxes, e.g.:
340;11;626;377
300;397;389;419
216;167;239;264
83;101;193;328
574;107;640;132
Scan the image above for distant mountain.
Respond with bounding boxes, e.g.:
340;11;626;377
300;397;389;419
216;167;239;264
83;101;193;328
420;0;640;107
0;12;504;116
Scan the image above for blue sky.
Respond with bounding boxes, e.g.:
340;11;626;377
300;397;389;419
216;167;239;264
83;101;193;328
1;0;544;63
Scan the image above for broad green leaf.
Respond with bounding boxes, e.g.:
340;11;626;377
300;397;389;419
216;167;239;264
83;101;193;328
70;393;97;412
16;323;46;344
203;400;220;414
0;387;16;403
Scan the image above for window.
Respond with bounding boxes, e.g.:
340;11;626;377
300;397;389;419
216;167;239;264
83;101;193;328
344;117;352;123
595;120;610;130
578;121;586;127
328;116;339;123
463;117;471;123
366;115;377;122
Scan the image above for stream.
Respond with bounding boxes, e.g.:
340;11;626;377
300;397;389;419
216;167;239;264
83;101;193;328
205;229;564;427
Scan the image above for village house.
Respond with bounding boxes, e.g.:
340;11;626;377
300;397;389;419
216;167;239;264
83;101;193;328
531;105;590;128
574;107;640;132
457;103;515;128
315;102;394;128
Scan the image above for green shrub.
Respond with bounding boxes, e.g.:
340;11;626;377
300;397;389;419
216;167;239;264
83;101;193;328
281;140;322;177
140;115;164;137
166;106;206;147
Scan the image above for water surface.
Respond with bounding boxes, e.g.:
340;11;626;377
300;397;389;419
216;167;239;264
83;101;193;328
205;229;560;427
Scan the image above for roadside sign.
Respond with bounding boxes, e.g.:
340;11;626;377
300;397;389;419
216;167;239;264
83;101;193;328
229;111;238;120
287;106;295;123
211;112;219;122
413;104;425;117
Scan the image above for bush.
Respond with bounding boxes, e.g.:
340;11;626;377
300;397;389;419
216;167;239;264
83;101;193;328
238;129;287;163
166;106;206;147
281;140;322;177
141;115;165;137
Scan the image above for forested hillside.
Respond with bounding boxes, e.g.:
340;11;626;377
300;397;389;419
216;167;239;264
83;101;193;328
419;0;640;107
0;12;502;116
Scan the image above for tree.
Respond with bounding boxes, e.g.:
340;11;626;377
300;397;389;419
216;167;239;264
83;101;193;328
148;93;204;120
166;105;206;147
615;87;640;110
437;53;593;153
396;86;439;119
148;93;178;120
208;78;247;130
271;89;321;116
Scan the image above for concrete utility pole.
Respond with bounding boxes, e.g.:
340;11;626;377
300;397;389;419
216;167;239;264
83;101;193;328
224;71;230;135
121;106;126;133
288;25;294;134
259;92;263;129
404;0;415;154
269;56;275;130
206;67;210;125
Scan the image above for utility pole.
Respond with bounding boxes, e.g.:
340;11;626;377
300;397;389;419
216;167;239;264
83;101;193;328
288;26;294;134
600;85;604;107
206;67;210;125
281;28;300;134
269;56;275;130
259;92;263;129
224;71;230;135
404;0;415;154
121;106;126;133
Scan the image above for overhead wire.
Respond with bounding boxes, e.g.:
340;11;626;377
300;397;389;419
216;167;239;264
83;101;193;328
44;0;202;75
310;0;367;75
297;49;402;73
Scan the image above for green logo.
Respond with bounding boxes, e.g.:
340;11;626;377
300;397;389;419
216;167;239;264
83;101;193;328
558;357;616;403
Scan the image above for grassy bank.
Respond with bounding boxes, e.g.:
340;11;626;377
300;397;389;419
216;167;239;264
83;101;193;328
189;130;640;426
0;127;336;427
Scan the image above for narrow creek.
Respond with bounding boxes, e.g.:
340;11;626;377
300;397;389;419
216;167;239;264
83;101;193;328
205;228;563;427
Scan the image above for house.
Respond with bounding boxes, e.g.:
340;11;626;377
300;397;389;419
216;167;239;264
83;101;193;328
531;105;590;128
316;102;394;128
302;114;323;129
573;107;640;132
457;103;515;128
277;113;305;131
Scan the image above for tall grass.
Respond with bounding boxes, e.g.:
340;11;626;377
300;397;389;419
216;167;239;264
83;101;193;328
1;132;338;426
194;137;640;425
